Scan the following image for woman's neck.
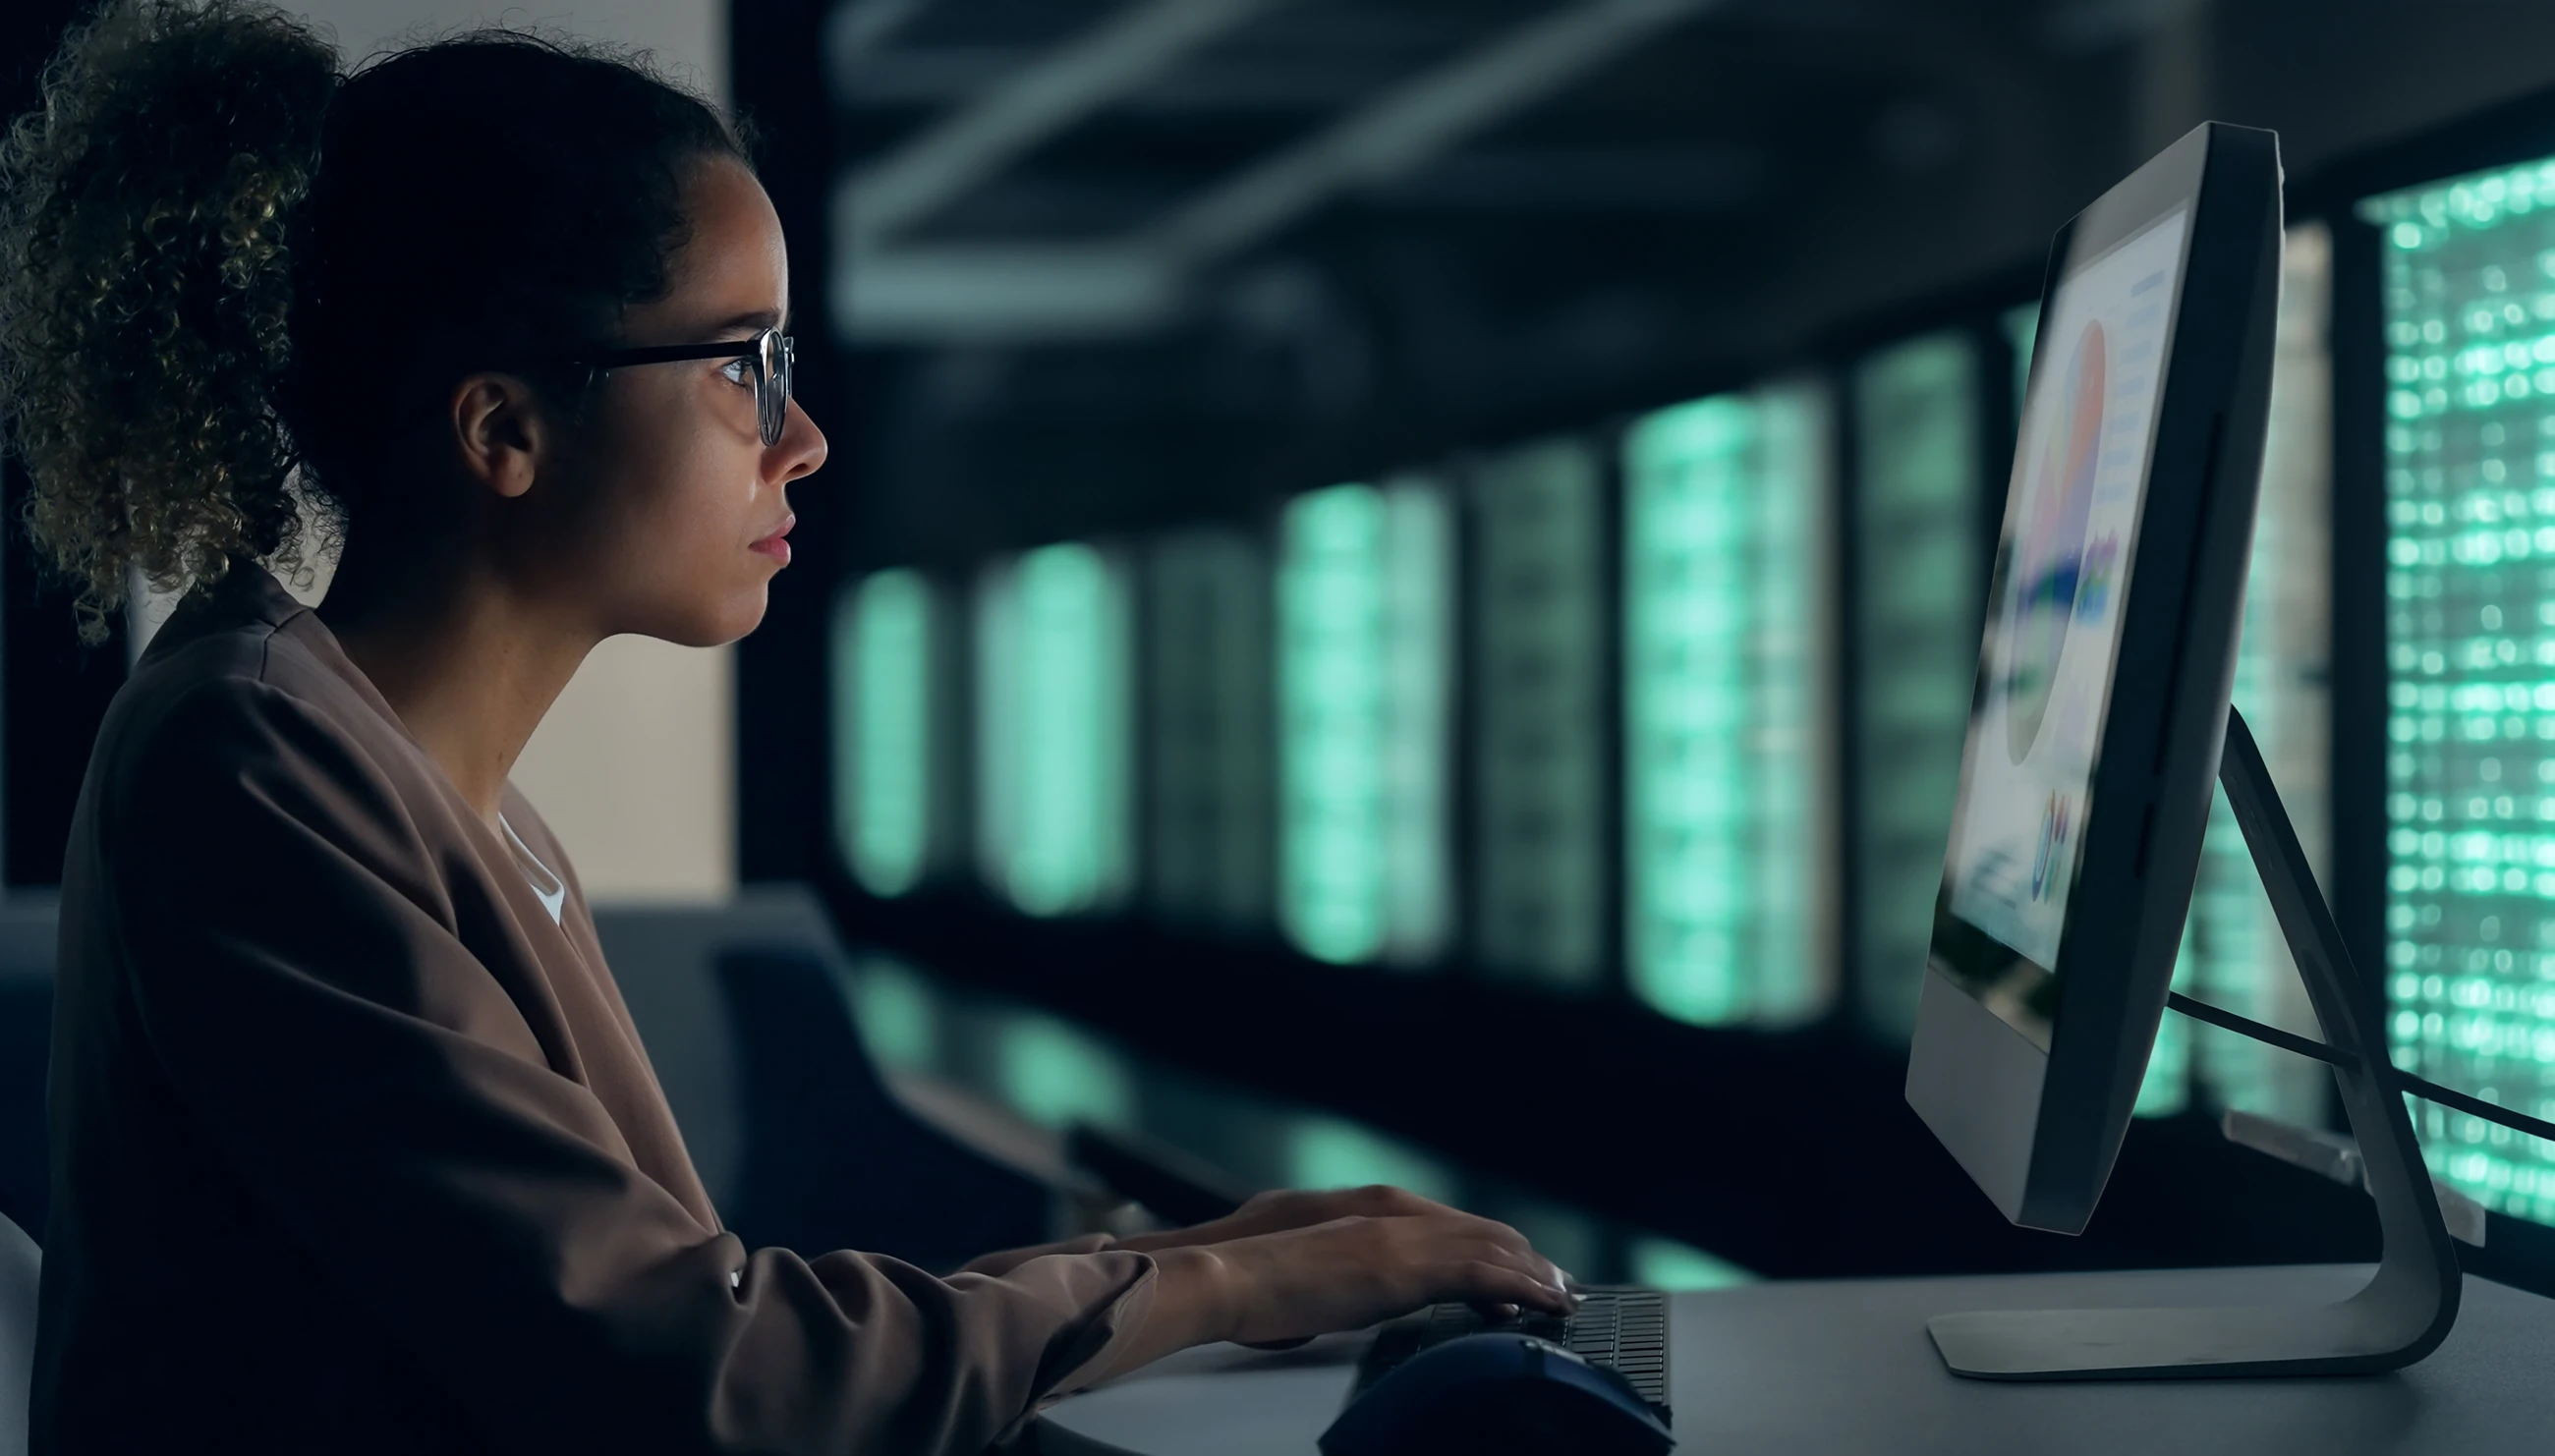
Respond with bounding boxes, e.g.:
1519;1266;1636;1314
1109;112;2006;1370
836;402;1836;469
316;532;598;833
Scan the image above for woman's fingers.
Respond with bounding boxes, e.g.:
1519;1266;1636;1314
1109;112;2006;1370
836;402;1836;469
1206;1203;1579;1347
1449;1259;1574;1316
1442;1220;1567;1293
1422;1239;1573;1315
1374;1217;1569;1310
1437;1212;1562;1285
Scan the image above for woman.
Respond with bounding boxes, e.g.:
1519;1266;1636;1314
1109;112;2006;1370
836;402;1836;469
0;4;1572;1452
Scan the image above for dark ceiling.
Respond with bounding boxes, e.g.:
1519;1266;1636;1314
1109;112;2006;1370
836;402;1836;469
823;0;2555;566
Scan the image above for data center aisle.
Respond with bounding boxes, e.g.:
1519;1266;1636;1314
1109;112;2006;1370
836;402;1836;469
841;954;1754;1292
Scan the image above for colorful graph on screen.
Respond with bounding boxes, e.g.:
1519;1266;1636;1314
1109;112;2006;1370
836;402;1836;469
2005;319;2107;764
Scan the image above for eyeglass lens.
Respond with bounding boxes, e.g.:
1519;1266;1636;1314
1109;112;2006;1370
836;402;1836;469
757;330;795;446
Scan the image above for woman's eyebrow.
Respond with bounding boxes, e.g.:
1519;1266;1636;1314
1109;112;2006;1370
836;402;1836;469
706;307;785;336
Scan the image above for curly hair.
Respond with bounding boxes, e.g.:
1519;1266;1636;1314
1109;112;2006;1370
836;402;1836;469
0;1;749;644
0;1;332;642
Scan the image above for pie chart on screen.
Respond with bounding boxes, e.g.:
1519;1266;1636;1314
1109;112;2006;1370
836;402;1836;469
2005;319;2106;764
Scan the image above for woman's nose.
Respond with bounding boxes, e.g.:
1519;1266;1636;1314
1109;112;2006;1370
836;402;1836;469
772;396;827;482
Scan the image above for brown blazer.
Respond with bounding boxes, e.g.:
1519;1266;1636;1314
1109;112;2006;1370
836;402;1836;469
31;566;1156;1454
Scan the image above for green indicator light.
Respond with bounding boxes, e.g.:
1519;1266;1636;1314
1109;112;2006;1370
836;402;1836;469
1852;332;1980;1040
975;544;1133;917
833;570;934;897
2362;161;2555;1226
1277;481;1452;965
1286;1116;1457;1205
1623;383;1835;1026
1472;438;1605;988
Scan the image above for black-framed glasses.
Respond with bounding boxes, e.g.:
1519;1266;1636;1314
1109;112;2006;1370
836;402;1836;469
566;326;796;446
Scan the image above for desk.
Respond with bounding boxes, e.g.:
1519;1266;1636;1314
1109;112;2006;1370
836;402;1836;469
1037;1266;2555;1455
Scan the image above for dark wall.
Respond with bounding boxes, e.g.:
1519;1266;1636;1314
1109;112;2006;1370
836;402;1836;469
1;0;127;891
732;0;851;886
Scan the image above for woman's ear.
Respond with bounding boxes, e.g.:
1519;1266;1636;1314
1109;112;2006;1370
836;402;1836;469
447;372;551;501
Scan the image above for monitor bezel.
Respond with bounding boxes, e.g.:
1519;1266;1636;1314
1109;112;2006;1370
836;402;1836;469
1907;121;2286;1234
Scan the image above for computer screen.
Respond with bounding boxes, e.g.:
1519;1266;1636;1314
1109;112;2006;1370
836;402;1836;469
1913;122;2283;1240
1961;251;2333;1117
1941;207;2189;1037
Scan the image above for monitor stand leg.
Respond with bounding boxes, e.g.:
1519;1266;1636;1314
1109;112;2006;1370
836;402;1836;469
1926;706;2463;1379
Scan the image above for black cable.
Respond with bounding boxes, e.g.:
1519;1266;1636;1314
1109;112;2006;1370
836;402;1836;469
2165;990;2354;1068
2168;990;2555;1145
2395;1071;2555;1147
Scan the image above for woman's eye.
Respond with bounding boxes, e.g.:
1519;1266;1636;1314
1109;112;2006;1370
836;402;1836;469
721;359;753;386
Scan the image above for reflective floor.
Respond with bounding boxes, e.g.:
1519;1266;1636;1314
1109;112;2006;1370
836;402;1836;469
844;954;1754;1290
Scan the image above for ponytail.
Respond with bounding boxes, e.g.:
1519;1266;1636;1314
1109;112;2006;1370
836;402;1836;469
0;1;339;643
2;3;749;645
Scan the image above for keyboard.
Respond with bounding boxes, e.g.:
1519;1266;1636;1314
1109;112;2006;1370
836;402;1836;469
1346;1286;1671;1424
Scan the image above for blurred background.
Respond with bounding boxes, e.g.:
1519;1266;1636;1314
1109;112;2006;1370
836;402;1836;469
5;0;2555;1295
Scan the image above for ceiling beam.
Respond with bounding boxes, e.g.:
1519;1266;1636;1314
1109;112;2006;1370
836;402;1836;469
835;244;1184;344
843;0;1278;252
826;0;939;66
838;48;1394;114
837;0;1732;345
1144;0;1730;263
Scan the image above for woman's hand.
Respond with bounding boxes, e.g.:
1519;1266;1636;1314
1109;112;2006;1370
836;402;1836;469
1126;1185;1574;1278
1211;1185;1444;1238
1195;1206;1575;1349
1065;1201;1573;1389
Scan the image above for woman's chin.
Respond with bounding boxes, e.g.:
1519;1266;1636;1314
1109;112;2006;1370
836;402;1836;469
705;590;770;646
635;588;768;648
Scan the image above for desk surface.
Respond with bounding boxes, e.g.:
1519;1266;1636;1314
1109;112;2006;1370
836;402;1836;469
1037;1266;2555;1455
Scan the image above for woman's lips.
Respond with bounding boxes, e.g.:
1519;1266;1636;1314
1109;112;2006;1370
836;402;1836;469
751;514;795;564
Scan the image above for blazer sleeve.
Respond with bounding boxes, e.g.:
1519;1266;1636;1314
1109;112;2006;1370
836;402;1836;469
100;673;1157;1455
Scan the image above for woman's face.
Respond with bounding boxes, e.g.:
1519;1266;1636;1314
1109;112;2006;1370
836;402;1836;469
526;155;826;647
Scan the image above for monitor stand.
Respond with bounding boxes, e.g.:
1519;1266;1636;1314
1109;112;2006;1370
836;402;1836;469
1926;705;2464;1379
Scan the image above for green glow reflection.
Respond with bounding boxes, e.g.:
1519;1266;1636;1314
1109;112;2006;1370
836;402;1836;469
1286;1116;1457;1205
1626;1236;1755;1292
848;957;938;1074
996;1014;1135;1131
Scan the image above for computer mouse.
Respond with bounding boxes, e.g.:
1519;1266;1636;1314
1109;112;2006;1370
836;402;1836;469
1318;1332;1675;1456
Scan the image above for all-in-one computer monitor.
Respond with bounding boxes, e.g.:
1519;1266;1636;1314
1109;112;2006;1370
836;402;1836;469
1906;121;2470;1378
